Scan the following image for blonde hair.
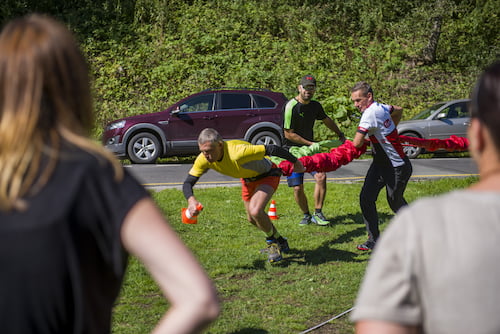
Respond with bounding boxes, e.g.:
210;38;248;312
0;14;121;211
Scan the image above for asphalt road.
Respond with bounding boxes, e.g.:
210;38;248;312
125;157;479;191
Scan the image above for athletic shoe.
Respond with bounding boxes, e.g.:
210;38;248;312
299;214;313;226
357;240;376;251
276;237;290;253
263;237;289;262
265;242;282;263
266;237;290;253
312;212;330;226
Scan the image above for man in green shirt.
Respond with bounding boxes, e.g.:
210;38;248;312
283;75;346;226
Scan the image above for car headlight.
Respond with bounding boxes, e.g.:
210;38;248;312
108;120;126;130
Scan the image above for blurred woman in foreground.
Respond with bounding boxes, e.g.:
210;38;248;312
0;14;219;333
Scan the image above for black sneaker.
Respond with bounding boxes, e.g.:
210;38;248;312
357;240;376;251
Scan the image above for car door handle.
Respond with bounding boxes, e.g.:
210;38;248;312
203;115;218;120
246;113;257;117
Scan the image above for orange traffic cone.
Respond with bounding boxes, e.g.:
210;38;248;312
181;204;204;224
268;200;278;220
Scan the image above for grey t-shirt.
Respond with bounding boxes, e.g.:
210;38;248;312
351;190;500;333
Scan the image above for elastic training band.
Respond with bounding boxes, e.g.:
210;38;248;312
298;307;355;334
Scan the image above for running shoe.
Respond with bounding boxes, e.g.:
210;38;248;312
263;237;289;262
265;237;290;252
357;240;376;251
276;237;290;253
312;212;330;226
299;214;313;226
265;242;282;263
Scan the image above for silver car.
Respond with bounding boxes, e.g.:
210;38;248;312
397;99;471;158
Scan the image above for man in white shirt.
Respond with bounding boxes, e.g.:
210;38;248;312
351;82;412;251
352;61;500;333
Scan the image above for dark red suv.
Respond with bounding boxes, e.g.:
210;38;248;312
102;88;287;163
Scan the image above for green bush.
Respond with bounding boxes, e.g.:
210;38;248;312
0;0;497;139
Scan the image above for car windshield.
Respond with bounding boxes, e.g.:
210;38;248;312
411;102;446;120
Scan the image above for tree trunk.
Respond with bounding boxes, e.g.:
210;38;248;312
422;15;442;65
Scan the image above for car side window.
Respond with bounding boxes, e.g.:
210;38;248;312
455;102;469;118
444;102;468;119
220;93;252;109
180;94;215;112
253;95;276;108
445;106;458;119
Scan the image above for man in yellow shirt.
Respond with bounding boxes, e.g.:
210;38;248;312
183;128;305;262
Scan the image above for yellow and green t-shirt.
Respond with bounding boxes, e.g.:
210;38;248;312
189;140;272;179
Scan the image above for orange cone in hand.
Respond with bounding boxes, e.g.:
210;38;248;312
268;200;278;220
182;204;203;224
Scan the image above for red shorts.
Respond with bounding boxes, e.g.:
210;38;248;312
240;175;280;202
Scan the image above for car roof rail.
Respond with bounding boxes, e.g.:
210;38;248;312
201;87;272;92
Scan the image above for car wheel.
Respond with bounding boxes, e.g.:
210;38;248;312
400;132;422;159
127;132;161;164
250;131;281;146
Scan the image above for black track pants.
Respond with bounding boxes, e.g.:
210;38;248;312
359;158;412;242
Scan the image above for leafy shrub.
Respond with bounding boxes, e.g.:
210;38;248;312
1;0;496;139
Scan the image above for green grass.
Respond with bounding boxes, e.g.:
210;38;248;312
112;177;477;333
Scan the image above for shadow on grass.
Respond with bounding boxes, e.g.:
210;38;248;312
322;212;393;227
229;328;268;334
287;235;365;265
245;246;364;269
242;232;367;269
238;212;395;269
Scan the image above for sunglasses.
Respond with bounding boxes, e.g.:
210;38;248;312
302;85;316;91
